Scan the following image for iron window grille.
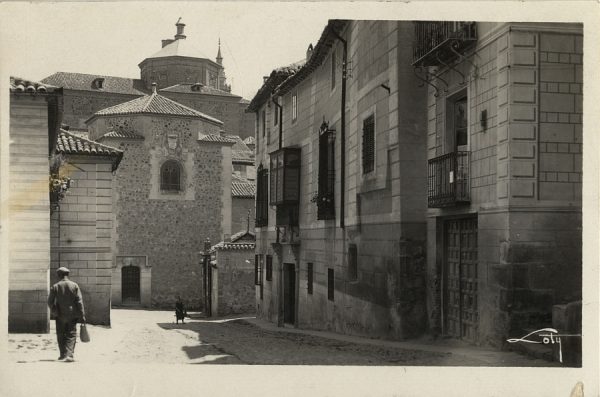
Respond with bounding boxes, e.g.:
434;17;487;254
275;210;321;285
315;122;335;220
254;254;262;285
412;21;477;67
328;268;334;301
160;160;181;191
292;92;298;122
362;114;375;174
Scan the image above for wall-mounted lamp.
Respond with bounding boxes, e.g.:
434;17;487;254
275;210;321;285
380;84;390;94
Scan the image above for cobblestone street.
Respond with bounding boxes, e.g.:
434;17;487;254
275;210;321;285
7;308;555;366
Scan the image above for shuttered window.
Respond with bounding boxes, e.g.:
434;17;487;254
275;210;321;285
161;160;181;191
362;114;375;174
317;126;335;219
348;244;358;281
307;263;313;295
255;165;269;227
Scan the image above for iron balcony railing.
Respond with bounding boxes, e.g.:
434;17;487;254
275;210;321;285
413;21;477;66
428;151;470;208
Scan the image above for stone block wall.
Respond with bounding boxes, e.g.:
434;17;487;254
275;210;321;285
50;158;115;325
96;114;230;310
231;197;255;235
214;249;256;316
63;91;140;130
8;96;52;333
161;92;254;140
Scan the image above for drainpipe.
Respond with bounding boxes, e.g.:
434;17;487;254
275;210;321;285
332;29;347;229
272;97;283;150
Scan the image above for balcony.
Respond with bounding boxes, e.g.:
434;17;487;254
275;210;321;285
428;151;470;208
413;21;477;67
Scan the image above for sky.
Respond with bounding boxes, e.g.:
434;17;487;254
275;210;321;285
0;2;333;99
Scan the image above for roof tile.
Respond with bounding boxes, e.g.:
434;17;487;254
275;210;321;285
160;83;239;98
56;130;123;170
10;76;58;94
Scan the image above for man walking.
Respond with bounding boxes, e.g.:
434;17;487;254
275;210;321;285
47;267;86;362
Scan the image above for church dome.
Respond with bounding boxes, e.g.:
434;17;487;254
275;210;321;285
145;38;211;61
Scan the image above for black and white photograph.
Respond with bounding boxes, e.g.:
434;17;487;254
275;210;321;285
0;1;598;396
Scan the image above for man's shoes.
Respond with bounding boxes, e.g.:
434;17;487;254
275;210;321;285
57;356;66;361
64;356;75;362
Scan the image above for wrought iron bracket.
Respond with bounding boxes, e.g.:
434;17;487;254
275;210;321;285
449;41;481;81
436;52;466;86
414;67;448;97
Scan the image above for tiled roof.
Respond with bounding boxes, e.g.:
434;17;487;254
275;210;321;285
198;133;237;144
277;20;348;96
143;38;211;62
88;92;223;125
10;76;59;94
243;136;256;146
98;129;145;140
160;83;239;98
226;135;254;163
232;174;255;198
42;72;146;95
246;61;304;112
56;129;123;171
211;230;256;251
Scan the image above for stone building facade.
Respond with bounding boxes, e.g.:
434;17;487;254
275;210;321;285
88;88;235;309
249;20;429;339
50;130;123;325
418;22;583;347
249;20;583;353
8;78;62;332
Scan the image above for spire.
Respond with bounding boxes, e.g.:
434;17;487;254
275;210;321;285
216;38;223;65
175;17;186;40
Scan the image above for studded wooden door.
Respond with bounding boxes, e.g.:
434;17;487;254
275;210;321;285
443;217;478;341
122;266;141;304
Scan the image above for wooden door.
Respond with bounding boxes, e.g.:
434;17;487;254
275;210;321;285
444;217;478;341
122;266;141;304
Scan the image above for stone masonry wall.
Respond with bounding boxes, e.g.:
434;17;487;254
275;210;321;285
63;91;140;130
231;197;255;235
214;249;256;316
8;95;52;333
50;158;115;325
98;115;227;310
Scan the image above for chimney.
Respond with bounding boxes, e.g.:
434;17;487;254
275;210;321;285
306;43;314;61
162;39;175;48
224;234;231;243
219;129;226;137
175;17;186;40
263;76;269;83
151;82;157;94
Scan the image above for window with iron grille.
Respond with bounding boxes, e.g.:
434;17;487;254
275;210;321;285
362;114;375;174
327;268;334;301
348;244;358;281
266;255;273;281
255;165;269;227
316;125;335;219
292;92;298;122
307;263;313;295
262;109;266;137
160;160;181;191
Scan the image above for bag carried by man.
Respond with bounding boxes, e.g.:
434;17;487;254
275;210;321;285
80;323;90;343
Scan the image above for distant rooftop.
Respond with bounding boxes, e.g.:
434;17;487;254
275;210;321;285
160;83;239;98
42;72;146;96
10;76;59;94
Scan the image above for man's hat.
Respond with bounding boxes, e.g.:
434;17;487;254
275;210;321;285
57;266;70;274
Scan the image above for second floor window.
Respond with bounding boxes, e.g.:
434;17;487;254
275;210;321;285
316;123;335;220
292;92;298;122
262;109;266;137
161;160;181;191
255;165;269;227
362;114;375;174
